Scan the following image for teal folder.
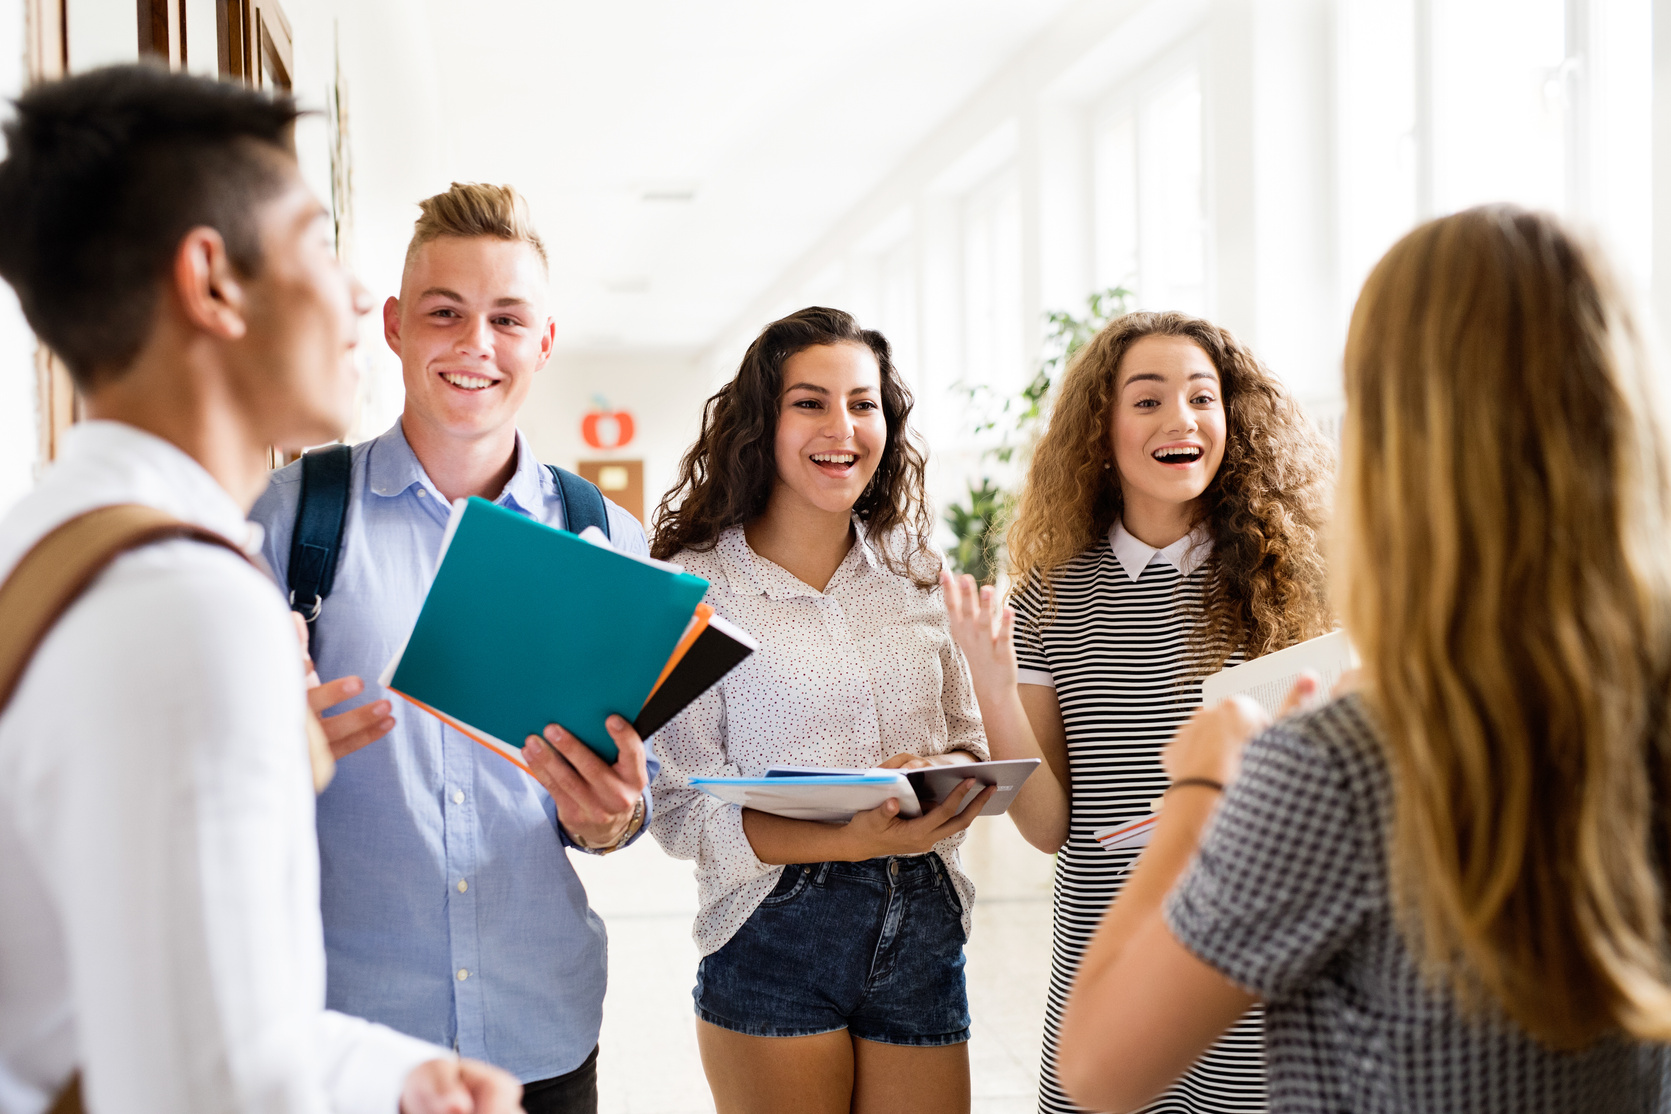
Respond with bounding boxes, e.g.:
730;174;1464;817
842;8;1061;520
381;496;709;765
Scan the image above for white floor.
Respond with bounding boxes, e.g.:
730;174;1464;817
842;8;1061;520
570;818;1056;1114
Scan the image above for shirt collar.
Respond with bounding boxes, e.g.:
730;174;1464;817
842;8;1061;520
59;420;258;551
366;419;545;514
715;519;877;600
1108;519;1213;583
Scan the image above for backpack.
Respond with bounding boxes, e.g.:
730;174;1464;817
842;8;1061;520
287;443;612;628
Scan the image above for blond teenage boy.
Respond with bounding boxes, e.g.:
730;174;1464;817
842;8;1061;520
251;184;652;1114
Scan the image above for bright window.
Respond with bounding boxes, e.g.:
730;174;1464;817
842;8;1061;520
1091;65;1206;317
961;168;1025;392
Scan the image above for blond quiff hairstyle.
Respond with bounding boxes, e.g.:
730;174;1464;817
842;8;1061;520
1342;205;1671;1049
403;182;547;277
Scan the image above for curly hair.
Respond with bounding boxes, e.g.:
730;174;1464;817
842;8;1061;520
1006;310;1334;670
651;306;938;586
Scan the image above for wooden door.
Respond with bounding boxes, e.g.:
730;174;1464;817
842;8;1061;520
577;459;645;525
217;0;290;91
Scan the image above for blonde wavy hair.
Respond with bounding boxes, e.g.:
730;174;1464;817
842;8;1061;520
1341;205;1671;1049
1006;311;1333;670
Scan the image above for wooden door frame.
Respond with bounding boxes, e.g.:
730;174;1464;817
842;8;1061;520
26;0;74;467
217;0;291;90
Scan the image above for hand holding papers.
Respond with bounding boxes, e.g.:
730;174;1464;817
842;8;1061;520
692;757;1040;823
1093;634;1355;854
1200;630;1357;716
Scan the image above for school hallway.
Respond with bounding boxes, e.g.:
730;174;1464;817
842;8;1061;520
572;819;1057;1114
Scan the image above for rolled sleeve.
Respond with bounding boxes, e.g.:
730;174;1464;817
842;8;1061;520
1164;711;1377;999
649;684;776;897
933;589;991;761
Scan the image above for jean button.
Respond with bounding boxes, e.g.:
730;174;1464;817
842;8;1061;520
888;859;899;879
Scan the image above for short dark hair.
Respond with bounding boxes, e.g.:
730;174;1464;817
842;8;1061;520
0;64;301;388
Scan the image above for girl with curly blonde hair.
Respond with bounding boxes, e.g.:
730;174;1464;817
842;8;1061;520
944;311;1333;1114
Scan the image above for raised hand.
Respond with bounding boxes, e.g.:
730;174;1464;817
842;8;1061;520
939;570;1018;693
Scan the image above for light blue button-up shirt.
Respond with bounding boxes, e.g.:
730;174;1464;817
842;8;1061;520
250;420;655;1083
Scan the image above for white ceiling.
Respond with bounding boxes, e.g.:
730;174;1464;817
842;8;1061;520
399;0;1083;350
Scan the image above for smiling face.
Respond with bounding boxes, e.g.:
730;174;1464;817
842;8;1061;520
235;160;372;450
385;234;555;444
771;342;888;518
1108;334;1228;531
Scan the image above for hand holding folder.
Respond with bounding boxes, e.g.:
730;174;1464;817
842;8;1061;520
692;758;1040;822
381;498;756;770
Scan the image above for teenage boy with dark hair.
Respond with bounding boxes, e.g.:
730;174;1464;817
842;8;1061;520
250;182;652;1114
0;65;519;1113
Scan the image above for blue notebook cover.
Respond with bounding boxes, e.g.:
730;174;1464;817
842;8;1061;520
383;497;709;765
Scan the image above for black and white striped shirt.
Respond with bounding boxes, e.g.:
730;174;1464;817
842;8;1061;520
1014;522;1266;1114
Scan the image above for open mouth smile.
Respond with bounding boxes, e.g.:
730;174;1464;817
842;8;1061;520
810;451;858;476
440;371;499;392
1152;444;1204;465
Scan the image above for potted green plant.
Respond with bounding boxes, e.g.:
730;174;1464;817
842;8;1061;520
943;286;1134;582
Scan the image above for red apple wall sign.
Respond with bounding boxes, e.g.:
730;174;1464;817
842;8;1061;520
581;397;635;451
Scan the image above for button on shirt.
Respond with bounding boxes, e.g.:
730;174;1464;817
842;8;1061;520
250;421;653;1083
650;525;989;956
0;422;441;1114
1015;520;1214;689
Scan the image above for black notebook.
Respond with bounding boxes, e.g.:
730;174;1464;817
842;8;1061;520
633;612;758;738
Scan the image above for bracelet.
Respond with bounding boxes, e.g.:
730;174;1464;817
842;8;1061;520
572;795;645;855
1166;777;1225;795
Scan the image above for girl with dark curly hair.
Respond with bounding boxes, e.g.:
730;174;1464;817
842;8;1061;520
648;306;996;1114
942;311;1334;1114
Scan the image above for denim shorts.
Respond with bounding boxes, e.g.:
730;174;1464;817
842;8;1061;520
693;855;971;1046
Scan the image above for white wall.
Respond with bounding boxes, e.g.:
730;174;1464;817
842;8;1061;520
519;348;715;528
65;0;136;70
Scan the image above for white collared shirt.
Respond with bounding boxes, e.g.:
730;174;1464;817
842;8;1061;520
0;422;441;1114
649;524;990;956
1015;520;1214;689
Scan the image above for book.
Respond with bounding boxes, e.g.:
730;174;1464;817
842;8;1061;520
381;496;716;768
1094;812;1158;853
691;758;1041;822
1200;629;1357;716
906;758;1041;817
690;772;922;823
633;611;758;739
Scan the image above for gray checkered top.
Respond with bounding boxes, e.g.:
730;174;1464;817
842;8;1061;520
1165;694;1671;1113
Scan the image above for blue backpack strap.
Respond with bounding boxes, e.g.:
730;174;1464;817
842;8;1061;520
548;464;610;541
289;443;353;625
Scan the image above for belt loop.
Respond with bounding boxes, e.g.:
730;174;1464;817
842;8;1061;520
815;861;833;885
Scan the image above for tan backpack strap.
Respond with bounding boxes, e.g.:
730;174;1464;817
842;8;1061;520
2;506;251;1114
47;1072;82;1114
0;504;334;785
0;504;252;712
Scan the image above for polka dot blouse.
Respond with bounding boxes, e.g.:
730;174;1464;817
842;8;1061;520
648;523;990;956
